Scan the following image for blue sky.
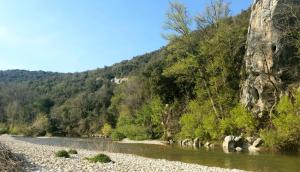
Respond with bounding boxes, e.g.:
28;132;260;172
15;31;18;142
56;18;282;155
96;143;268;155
0;0;252;73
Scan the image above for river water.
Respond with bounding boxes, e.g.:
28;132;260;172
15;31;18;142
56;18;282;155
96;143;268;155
15;137;300;172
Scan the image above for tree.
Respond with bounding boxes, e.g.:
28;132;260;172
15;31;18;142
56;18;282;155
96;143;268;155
101;123;112;137
163;1;192;39
195;0;230;29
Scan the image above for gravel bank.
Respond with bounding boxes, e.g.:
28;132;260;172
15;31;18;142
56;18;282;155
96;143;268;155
0;135;245;172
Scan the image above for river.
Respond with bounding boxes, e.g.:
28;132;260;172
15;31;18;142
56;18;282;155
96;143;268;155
15;136;300;172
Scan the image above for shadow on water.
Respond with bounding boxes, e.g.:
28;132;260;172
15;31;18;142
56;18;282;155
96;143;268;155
14;136;300;172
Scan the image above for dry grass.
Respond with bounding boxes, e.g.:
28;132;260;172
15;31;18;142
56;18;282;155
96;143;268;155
0;142;24;172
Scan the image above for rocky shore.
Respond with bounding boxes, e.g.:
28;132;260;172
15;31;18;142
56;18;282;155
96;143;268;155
0;135;246;172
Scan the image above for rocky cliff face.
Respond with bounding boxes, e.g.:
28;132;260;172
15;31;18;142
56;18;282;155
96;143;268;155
241;0;300;117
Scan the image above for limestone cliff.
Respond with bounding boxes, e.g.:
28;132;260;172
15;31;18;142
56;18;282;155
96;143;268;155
241;0;300;117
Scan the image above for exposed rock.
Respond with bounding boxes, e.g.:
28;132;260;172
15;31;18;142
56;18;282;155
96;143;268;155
252;138;263;147
193;138;200;148
204;142;211;148
235;147;243;152
248;145;261;152
245;137;255;144
241;0;300;117
234;136;242;142
222;136;236;153
177;140;183;146
182;139;193;147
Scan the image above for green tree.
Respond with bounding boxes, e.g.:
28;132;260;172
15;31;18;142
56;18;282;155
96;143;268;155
101;123;112;137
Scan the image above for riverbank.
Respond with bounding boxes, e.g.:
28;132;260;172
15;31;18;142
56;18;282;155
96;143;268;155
117;138;169;145
0;135;245;172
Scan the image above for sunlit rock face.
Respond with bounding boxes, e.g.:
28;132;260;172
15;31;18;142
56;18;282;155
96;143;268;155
241;0;300;117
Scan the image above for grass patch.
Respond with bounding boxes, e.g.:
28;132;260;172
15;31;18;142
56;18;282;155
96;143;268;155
68;149;78;154
55;150;70;158
85;154;112;163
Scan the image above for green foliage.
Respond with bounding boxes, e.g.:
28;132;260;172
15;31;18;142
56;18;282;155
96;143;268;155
68;149;78;154
30;114;49;136
272;113;300;151
101;123;112;137
85;154;112;163
55;150;70;158
113;115;150;140
0;128;8;134
115;124;150;141
202;115;220;140
135;97;164;138
260;91;300;151
0;123;8;134
9;123;32;136
111;130;126;141
260;129;280;149
221;104;257;136
177;113;199;139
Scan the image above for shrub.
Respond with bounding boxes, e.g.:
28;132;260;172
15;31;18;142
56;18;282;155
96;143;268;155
55;150;70;158
220;104;257;136
101;123;112;137
202;115;220;140
0;128;8;135
260;92;300;151
272;114;300;151
260;129;280;149
113;115;150;141
0;124;9;135
9;124;32;136
117;124;150;140
68;149;78;154
0;123;8;135
85;154;112;163
30;114;49;137
111;130;126;141
177;113;199;139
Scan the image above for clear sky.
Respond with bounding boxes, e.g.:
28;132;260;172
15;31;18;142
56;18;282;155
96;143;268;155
0;0;252;73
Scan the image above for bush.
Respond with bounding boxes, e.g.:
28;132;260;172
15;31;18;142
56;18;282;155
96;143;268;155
177;113;199;139
85;154;112;163
113;115;150;141
101;123;112;137
272;114;300;151
111;130;126;141
202;115;220;140
30;114;49;137
0;128;8;135
55;150;70;158
9;124;32;136
116;124;150;140
260;129;280;149
0;124;8;135
68;149;78;154
260;92;300;151
220;104;257;136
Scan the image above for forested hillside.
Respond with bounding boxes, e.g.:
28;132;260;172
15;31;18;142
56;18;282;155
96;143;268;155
0;0;299;151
